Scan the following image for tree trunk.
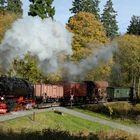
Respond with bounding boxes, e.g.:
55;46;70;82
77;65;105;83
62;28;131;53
138;76;140;100
132;76;136;101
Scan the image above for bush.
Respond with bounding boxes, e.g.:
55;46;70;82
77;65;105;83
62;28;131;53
132;104;140;115
83;102;140;122
106;102;132;118
97;130;139;140
0;128;139;140
83;102;134;119
85;104;108;113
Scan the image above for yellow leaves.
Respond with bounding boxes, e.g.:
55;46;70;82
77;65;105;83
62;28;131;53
67;12;109;45
66;12;112;80
46;72;62;83
67;12;109;62
115;34;140;49
115;35;140;58
0;12;18;42
85;61;113;81
71;47;92;61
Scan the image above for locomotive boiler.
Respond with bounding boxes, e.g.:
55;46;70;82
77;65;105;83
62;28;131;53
0;75;34;98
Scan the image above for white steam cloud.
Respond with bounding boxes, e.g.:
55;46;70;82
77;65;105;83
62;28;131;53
0;16;73;73
0;16;116;79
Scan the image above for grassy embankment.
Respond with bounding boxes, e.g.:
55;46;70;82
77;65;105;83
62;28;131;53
0;110;139;140
0;111;111;133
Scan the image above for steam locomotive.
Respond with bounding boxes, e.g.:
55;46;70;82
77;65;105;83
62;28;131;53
0;75;134;113
0;76;35;113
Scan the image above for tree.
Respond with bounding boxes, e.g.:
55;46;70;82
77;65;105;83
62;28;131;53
7;0;23;14
0;0;5;13
8;53;63;83
0;0;23;15
28;0;55;19
0;12;18;42
70;0;83;14
101;0;118;39
127;15;140;35
67;12;109;61
8;54;43;83
67;12;111;80
70;0;100;19
111;35;140;87
85;61;113;81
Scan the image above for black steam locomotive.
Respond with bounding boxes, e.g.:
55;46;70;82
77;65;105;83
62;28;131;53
0;75;35;113
0;75;34;98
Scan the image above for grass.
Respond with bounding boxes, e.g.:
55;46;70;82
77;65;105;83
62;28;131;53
73;107;138;126
0;110;139;140
0;110;111;133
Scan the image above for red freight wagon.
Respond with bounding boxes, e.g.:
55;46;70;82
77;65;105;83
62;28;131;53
34;84;64;99
63;82;87;97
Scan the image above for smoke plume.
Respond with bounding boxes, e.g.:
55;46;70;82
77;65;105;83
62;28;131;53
0;16;73;73
63;44;117;80
0;16;116;79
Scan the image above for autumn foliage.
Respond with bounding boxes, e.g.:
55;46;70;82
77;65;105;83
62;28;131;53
111;35;140;86
66;12;111;80
0;12;18;42
67;12;109;61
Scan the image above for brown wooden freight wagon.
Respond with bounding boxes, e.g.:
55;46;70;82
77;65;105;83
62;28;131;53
60;82;87;105
33;84;64;102
62;82;87;97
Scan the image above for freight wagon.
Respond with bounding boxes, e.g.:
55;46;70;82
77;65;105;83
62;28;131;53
62;81;109;104
62;82;87;104
34;84;64;103
107;87;133;101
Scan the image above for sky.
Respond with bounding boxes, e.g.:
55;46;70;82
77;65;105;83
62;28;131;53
23;0;140;34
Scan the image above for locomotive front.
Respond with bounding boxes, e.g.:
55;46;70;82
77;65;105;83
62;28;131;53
0;75;35;112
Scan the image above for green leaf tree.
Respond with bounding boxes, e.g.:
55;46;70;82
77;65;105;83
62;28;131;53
8;54;43;83
70;0;100;19
111;35;140;87
0;0;23;15
8;54;62;83
101;0;118;39
127;15;140;35
0;0;5;13
7;0;23;15
28;0;55;19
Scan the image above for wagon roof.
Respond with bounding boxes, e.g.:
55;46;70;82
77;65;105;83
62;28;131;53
93;81;109;88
